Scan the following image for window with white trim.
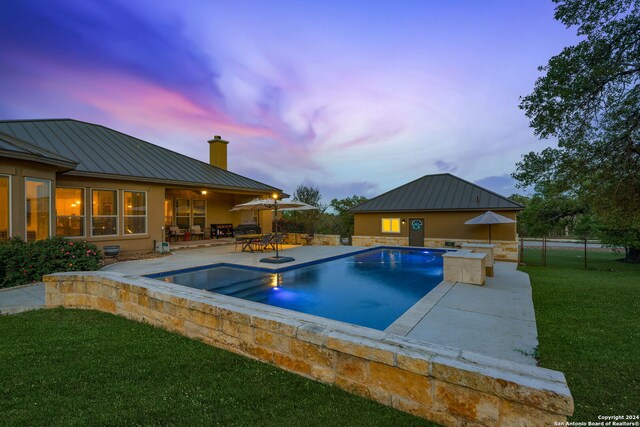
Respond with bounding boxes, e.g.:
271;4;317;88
56;187;85;237
25;178;51;241
0;175;10;240
92;189;118;236
124;191;147;234
175;198;190;229
164;198;173;227
381;218;401;233
192;199;206;228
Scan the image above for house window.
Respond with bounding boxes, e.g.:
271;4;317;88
175;198;190;229
164;198;173;227
92;189;118;236
0;175;10;240
25;178;51;241
124;191;146;235
381;218;401;234
56;187;84;237
192;199;206;229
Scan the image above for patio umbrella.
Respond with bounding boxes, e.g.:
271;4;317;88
230;198;318;263
464;211;515;243
229;198;317;212
277;204;317;211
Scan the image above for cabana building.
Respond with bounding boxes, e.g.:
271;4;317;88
0;119;280;252
350;173;523;261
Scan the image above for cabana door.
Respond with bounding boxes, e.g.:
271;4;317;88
408;218;424;247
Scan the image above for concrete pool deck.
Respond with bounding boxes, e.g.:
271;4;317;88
103;244;361;275
0;283;46;315
103;244;538;365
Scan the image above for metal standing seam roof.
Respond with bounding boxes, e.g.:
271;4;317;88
350;173;524;212
0;131;78;169
0;119;280;193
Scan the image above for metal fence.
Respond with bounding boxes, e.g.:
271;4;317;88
519;237;605;268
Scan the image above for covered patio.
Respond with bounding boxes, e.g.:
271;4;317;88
162;187;274;242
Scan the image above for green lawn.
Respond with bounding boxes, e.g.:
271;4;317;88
521;249;640;420
0;309;435;426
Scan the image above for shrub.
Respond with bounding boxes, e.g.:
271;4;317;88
0;237;102;288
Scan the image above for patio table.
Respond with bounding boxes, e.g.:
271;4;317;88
237;233;263;252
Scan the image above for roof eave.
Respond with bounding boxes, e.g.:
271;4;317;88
0;149;78;171
59;170;281;193
351;206;524;213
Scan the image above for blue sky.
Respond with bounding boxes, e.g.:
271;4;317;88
0;0;578;201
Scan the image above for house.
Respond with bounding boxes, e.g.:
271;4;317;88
0;119;280;252
350;173;523;261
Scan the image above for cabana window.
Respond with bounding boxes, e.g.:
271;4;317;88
381;218;401;233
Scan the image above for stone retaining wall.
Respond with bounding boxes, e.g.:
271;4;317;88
352;236;519;262
352;236;409;247
285;233;342;246
44;272;572;426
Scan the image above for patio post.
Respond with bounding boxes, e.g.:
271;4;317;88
273;194;280;259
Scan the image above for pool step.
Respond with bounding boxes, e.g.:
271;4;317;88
200;268;266;293
228;282;274;300
213;278;271;298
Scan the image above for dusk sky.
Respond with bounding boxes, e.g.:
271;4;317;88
0;1;578;202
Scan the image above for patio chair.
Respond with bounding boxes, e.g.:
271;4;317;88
169;226;185;242
234;230;246;251
302;233;314;246
253;233;272;252
269;233;284;251
190;225;205;240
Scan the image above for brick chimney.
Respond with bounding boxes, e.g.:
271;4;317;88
208;135;229;170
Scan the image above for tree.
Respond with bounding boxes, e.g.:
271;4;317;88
513;192;588;238
291;184;326;234
330;195;368;238
514;0;640;262
574;212;602;241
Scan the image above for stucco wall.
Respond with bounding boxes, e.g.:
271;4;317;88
353;211;519;261
354;211;518;241
0;158;275;251
44;272;573;426
56;176;165;252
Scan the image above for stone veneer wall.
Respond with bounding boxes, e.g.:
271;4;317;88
352;236;409;247
285;233;341;246
352;236;519;262
44;272;573;426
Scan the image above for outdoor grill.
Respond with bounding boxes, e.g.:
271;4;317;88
233;222;261;235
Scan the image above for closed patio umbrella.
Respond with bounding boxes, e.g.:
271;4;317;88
230;197;318;263
464;211;515;243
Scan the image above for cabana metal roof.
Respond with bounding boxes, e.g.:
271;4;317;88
350;173;523;213
0;119;279;193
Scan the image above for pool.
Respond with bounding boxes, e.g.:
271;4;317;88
149;248;445;330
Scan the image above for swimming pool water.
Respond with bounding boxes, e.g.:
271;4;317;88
153;248;445;330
